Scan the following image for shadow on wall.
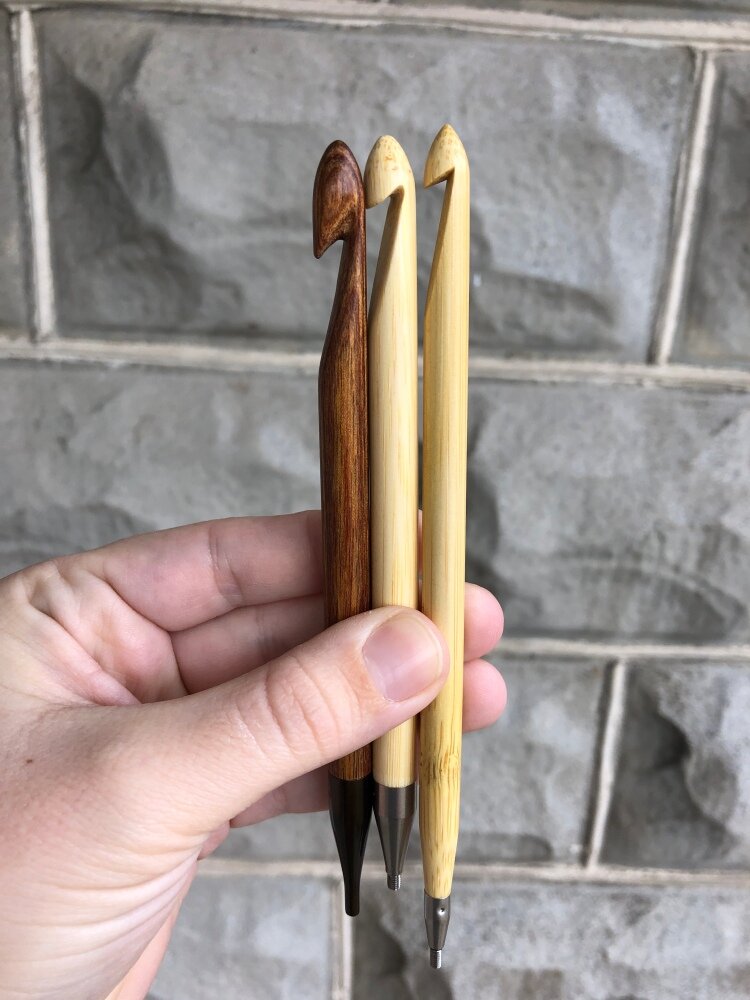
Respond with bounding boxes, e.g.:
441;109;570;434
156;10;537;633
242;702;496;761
603;666;742;869
43;42;244;336
467;203;614;356
0;504;154;578
464;384;750;645
354;899;455;1000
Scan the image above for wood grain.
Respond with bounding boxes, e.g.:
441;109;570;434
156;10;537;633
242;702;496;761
418;125;471;900
364;135;419;790
313;140;371;783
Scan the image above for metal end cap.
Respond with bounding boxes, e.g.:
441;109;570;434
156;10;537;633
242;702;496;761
329;773;373;918
424;892;451;955
374;782;415;888
429;948;442;970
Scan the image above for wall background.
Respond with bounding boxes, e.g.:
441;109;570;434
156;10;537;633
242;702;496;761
1;1;750;997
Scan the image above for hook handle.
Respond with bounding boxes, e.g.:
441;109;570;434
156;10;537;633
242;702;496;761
419;125;471;914
314;139;372;916
365;136;420;886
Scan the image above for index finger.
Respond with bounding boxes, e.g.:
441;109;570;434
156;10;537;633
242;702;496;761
79;509;323;632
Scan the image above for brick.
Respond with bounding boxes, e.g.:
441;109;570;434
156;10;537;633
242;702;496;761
0;361;319;579
467;378;750;643
459;655;603;863
0;12;28;329
37;10;690;359
215;813;337;863
149;874;331;999
354;877;750;999
603;660;750;868
679;54;750;367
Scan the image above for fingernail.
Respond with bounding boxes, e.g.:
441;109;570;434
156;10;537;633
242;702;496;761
363;612;444;702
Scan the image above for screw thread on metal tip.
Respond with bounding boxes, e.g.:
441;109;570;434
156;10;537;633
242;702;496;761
430;949;442;970
387;873;401;891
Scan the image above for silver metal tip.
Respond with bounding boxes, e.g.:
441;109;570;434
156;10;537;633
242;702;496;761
374;784;415;891
430;948;442;969
424;892;451;959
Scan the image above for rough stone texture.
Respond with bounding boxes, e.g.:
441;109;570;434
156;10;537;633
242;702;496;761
467;379;750;643
458;655;604;863
37;10;691;359
0;361;319;579
218;656;604;865
0;12;28;330
679;54;750;367
3;364;750;645
216;812;337;862
604;660;750;868
149;874;331;999
355;878;750;999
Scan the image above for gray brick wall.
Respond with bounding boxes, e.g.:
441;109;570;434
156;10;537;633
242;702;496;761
1;1;749;997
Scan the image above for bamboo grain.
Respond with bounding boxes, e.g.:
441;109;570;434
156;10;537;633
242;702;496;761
364;135;419;791
419;125;471;903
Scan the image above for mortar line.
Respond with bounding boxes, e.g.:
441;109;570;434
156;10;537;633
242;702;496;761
466;354;750;389
330;879;352;1000
414;861;750;889
8;0;750;49
10;9;55;341
651;52;718;366
197;857;750;890
584;660;628;868
496;637;750;662
2;335;750;390
199;858;342;877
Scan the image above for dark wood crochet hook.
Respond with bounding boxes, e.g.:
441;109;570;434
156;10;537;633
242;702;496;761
313;140;372;917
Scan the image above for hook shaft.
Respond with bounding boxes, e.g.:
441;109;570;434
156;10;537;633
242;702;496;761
314;140;372;916
419;123;470;965
364;134;419;893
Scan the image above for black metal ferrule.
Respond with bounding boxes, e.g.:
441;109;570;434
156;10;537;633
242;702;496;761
328;772;373;917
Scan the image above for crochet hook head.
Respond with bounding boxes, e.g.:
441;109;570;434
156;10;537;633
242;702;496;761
313;140;365;259
364;134;412;209
423;122;469;190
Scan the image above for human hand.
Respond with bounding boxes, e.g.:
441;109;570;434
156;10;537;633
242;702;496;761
0;511;505;1000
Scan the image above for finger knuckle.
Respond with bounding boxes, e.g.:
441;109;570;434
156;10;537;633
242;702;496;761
252;653;358;764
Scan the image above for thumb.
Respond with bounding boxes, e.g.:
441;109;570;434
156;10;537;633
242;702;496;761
105;607;447;838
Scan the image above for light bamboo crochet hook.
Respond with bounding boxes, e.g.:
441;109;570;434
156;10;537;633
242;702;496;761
364;136;419;892
418;124;470;969
313;140;372;917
